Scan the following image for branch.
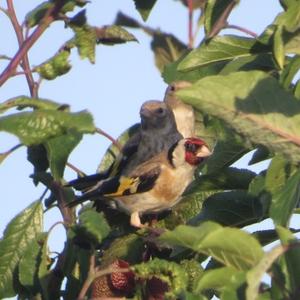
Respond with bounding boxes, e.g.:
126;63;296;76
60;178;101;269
77;253;96;300
51;181;75;226
0;1;64;87
0;143;22;162
95;127;122;151
6;0;36;97
77;253;130;300
226;24;257;37
187;0;194;48
66;162;86;177
206;0;237;39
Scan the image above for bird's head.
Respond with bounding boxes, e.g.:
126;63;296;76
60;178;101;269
170;137;211;167
184;137;211;165
140;100;177;132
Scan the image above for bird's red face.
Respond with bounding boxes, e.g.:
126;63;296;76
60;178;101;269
184;138;211;166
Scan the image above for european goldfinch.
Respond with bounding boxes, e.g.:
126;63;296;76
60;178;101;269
69;100;182;190
164;81;195;138
68;137;211;228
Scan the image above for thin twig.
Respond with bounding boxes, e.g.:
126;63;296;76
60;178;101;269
66;162;86;177
0;1;64;87
0;6;9;17
77;253;96;300
187;0;194;48
226;24;257;37
6;0;37;97
77;260;131;300
95;127;122;151
0;144;22;160
206;0;237;39
51;181;75;226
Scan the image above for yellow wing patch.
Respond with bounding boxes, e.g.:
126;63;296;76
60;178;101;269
104;176;140;197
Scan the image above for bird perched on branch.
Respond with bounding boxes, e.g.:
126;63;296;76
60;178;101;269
68;100;182;190
68;137;211;228
164;81;195;138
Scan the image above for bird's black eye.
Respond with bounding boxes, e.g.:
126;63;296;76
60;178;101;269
170;84;176;92
155;107;165;115
185;142;198;152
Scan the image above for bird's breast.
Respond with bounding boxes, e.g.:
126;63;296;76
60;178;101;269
113;165;195;215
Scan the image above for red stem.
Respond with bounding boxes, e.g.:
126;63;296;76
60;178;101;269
0;2;62;87
6;0;36;97
96;127;122;151
226;24;257;37
187;0;194;48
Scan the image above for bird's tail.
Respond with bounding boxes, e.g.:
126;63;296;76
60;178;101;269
66;171;109;191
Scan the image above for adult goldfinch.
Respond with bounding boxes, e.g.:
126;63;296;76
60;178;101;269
164;81;195;138
68;137;211;228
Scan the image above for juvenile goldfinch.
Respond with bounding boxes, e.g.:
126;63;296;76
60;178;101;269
68;137;211;228
69;100;182;190
164;81;195;138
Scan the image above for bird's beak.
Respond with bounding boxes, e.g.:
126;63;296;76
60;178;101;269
140;107;152;118
197;145;212;158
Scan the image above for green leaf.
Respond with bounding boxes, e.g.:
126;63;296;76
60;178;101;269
75;210;110;246
133;258;188;298
132;0;157;21
248;146;270;165
197;117;248;174
114;11;141;28
101;233;144;265
161;222;264;270
71;23;97;63
19;233;47;294
27;145;49;181
150;32;187;73
25;1;54;28
44;130;82;180
0;110;95;146
246;245;286;300
295;79;300;99
195;266;244;293
204;0;238;36
273;25;285;69
280;0;298;10
283;29;300;55
163;51;227;84
188;167;256;192
96;25;137;45
219;53;277;75
35;50;71;80
61;0;88;14
0;200;43;298
177;71;300;163
276;226;300;293
275;1;300;32
279;55;300;90
178;36;270;71
0;96;63;114
115;12;186;72
270;169;300;226
189;190;264;227
180;259;204;292
161;190;216;229
265;155;288;195
38;232;52;300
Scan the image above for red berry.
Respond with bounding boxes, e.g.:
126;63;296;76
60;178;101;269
110;259;135;293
